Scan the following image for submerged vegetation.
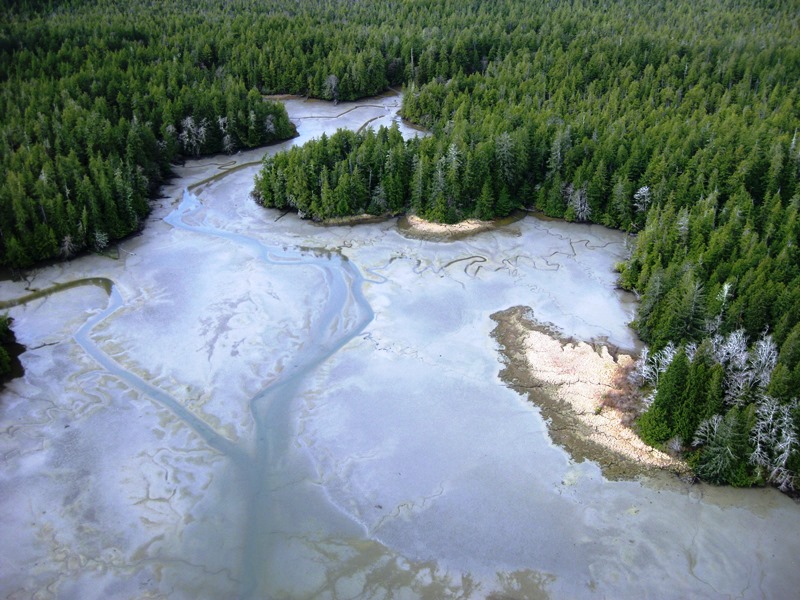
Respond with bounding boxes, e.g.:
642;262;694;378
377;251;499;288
4;0;800;489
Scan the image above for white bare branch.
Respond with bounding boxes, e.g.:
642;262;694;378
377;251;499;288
749;332;778;389
751;396;798;491
633;185;651;213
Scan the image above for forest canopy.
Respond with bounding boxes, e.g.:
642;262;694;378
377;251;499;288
3;0;800;489
250;0;800;489
1;0;295;268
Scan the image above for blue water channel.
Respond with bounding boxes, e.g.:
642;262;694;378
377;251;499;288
5;188;375;597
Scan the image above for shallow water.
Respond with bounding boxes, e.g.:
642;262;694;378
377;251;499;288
1;92;799;599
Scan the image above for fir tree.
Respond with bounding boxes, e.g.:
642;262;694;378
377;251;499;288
638;348;690;445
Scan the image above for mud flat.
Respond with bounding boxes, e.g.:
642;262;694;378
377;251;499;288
2;92;800;600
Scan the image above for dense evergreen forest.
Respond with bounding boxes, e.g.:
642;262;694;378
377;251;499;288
0;0;295;269
251;0;800;489
3;0;800;489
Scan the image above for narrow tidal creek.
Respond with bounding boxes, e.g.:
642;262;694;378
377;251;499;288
1;93;799;599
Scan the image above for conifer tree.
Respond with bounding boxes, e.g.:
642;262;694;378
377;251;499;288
675;346;713;445
638;348;690;446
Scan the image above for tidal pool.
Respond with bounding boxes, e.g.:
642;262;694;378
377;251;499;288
1;93;799;599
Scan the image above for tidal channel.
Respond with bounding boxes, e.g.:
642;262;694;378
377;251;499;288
1;92;799;599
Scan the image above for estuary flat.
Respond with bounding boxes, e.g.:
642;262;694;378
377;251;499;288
1;93;799;599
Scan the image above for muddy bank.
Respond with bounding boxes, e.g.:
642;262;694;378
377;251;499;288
397;211;527;241
491;305;688;480
5;91;800;599
320;209;526;236
315;213;391;227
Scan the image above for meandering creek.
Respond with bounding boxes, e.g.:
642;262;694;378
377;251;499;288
2;92;799;599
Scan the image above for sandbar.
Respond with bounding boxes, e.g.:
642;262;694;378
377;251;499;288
492;306;688;479
398;214;494;239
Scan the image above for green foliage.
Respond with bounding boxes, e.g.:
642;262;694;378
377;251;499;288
1;1;295;268
770;323;800;397
638;349;690;446
257;126;405;218
0;346;9;377
675;346;715;444
634;327;798;489
250;0;798;235
693;407;759;487
0;316;14;377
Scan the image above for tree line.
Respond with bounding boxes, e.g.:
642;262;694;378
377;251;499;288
0;316;14;379
3;0;800;489
1;0;297;269
252;0;800;489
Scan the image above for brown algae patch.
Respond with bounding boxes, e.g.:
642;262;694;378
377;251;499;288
491;306;688;479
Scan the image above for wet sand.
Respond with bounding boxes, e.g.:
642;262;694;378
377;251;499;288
403;215;494;236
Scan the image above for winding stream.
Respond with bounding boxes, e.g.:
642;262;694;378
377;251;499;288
2;93;799;599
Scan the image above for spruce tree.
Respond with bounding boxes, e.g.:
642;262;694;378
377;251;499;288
638;348;690;446
675;347;712;445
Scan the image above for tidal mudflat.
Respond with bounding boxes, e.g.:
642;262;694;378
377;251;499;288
2;92;799;599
